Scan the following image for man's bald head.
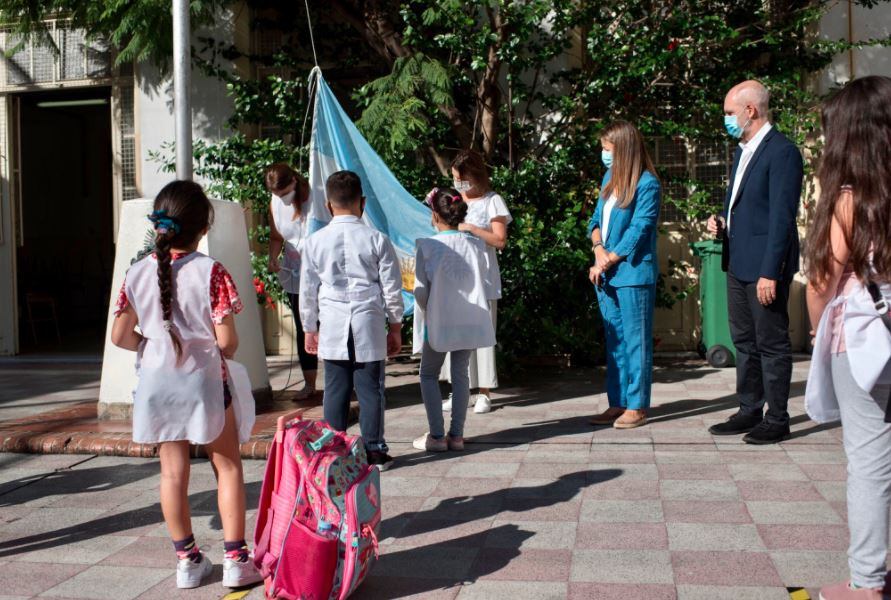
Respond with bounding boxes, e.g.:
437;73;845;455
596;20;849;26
725;80;770;120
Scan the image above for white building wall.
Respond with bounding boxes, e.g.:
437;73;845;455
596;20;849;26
819;0;891;92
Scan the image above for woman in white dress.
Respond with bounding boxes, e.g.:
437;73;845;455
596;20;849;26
266;163;318;398
442;150;511;414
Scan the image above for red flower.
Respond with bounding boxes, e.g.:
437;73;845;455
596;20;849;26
667;39;680;52
254;280;266;294
253;277;260;286
265;295;276;309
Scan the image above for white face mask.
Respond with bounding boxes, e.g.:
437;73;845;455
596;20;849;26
274;190;297;205
453;179;473;194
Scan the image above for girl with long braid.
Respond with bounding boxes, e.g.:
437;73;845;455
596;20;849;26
111;181;262;590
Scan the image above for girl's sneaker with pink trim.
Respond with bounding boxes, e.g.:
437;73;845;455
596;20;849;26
222;555;263;588
176;553;212;589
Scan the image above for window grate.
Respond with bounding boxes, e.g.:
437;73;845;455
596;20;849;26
652;136;733;222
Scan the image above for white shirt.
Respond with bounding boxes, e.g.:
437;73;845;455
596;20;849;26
412;231;497;354
299;215;404;362
463;192;512;298
124;252;254;445
727;122;773;230
602;195;618;243
270;193;309;294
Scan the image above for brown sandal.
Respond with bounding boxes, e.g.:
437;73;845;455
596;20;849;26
590;407;625;425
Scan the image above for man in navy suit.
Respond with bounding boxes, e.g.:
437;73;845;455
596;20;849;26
706;80;803;444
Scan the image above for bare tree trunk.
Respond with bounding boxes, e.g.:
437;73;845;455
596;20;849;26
477;4;509;159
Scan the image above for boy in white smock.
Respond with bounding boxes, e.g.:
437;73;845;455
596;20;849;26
412;187;497;452
299;170;404;470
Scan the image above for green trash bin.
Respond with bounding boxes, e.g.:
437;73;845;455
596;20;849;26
690;240;737;368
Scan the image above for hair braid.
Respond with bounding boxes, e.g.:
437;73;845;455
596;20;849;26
154;230;183;362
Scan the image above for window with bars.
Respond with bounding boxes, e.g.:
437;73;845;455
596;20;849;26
0;20;111;90
651;137;734;223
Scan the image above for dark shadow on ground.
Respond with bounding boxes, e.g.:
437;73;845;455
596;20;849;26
0;479;262;558
358;470;620;598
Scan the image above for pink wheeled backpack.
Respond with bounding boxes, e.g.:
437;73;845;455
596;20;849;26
253;413;382;600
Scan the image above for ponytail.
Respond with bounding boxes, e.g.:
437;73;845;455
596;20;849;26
154;229;183;362
148;180;213;364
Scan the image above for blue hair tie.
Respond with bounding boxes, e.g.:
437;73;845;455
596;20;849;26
148;210;181;235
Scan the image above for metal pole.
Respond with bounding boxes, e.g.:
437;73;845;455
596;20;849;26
173;0;192;180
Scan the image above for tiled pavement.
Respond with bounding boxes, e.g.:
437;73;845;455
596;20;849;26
0;356;864;599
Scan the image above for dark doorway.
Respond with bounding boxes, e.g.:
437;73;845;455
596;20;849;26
16;87;114;354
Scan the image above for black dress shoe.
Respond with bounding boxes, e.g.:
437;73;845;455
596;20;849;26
743;421;791;445
708;412;763;436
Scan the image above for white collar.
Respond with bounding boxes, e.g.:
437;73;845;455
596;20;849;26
331;215;362;224
739;122;772;152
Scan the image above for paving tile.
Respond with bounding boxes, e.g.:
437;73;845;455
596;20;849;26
431;478;515;499
99;535;180;567
0;562;88;595
736;480;823;501
514;463;592;480
654;451;724;464
579;499;663;523
133;567;227;600
39;565;170;599
575;523;668;550
729;463;809;481
523;445;590;463
375;544;479;580
485;520;577;550
457;581;566;600
382;476;441;497
416;497;503;523
662;501;752;524
799;464;847;481
785;450;847;464
568;583;677;600
757;524;849;551
507;478;589;500
0;507;109;535
769;550;851;587
675;585;789;600
500;497;582;522
587;451;655;464
667;523;764;551
814;481;848;503
672;550;783;586
570;549;673;584
660;480;740;501
588;463;658;480
582;479;660;500
746;501;843;525
445;463;520;480
385;518;494;550
658;464;731;480
14;534;138;564
470;548;572;581
358;576;461;600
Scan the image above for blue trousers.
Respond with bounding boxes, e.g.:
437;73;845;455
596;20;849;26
323;330;388;453
595;283;656;410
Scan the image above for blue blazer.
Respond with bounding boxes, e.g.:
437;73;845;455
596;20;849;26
587;170;661;287
721;127;803;282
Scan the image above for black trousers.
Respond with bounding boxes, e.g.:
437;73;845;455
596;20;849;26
726;274;793;426
287;293;319;373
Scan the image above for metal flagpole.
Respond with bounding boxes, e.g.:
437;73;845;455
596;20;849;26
172;0;193;180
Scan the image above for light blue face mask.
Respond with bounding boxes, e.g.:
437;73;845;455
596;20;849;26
724;114;750;139
601;150;613;169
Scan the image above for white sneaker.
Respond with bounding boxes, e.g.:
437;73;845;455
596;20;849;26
442;393;453;412
412;432;448;452
222;555;263;588
176;553;213;589
473;394;492;414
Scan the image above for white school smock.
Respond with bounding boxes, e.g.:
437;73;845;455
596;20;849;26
463;192;511;299
412;231;497;355
806;279;891;424
123;252;255;444
299;215;404;362
270;193;309;294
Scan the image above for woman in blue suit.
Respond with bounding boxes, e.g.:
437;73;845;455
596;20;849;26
587;120;661;429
